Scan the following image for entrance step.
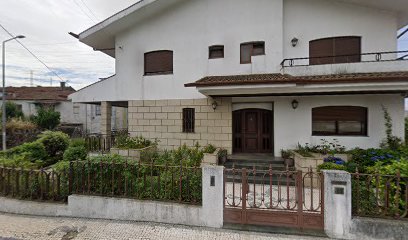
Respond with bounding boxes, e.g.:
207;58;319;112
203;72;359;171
224;154;295;185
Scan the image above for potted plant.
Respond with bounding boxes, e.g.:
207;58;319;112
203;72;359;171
281;149;294;167
218;149;228;164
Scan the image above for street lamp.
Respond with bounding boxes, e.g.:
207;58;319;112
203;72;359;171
2;35;25;151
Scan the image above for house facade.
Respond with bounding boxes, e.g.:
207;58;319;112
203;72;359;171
69;0;408;156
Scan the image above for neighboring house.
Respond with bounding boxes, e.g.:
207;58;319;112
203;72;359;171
3;83;127;135
69;0;408;156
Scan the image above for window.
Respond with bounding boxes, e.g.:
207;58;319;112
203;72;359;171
240;41;265;64
144;50;173;75
95;105;101;116
209;45;224;59
312;106;367;136
182;108;195;133
309;36;361;65
73;104;80;114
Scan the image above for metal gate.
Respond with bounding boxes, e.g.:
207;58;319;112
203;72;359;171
223;167;324;230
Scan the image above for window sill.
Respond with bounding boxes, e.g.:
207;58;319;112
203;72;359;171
312;134;369;137
144;72;173;76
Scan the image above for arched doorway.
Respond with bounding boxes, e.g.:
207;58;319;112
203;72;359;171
232;109;273;153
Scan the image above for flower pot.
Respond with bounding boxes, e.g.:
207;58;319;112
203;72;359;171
284;158;294;167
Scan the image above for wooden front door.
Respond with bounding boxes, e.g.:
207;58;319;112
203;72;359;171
233;109;273;153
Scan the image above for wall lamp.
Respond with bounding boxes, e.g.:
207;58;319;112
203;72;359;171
291;100;299;109
291;37;299;47
212;101;218;111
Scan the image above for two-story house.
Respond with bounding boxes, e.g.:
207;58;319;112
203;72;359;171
69;0;408;156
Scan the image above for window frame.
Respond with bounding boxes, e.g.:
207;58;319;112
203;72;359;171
182;108;195;133
144;50;174;76
240;41;265;64
209;45;224;59
95;105;101;116
312;106;368;137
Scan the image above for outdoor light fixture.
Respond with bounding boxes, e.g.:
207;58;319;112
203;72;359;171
212;101;218;111
291;37;298;47
291;100;299;109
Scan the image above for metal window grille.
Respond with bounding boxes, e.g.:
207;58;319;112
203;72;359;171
182;108;195;133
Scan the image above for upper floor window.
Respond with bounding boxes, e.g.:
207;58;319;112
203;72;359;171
144;50;173;75
209;45;224;59
312;106;367;136
240;41;265;64
309;36;361;65
182;108;195;133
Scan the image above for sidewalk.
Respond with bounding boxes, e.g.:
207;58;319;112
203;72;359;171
0;213;328;240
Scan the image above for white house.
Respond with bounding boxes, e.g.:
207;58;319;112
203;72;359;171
3;83;127;135
69;0;408;156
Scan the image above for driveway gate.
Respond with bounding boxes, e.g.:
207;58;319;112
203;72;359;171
223;167;324;230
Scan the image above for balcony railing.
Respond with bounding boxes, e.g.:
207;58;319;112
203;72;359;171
281;50;408;68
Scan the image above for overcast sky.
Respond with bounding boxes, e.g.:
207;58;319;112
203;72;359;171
0;0;407;91
0;0;138;90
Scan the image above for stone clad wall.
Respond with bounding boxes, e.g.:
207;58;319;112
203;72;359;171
128;98;232;152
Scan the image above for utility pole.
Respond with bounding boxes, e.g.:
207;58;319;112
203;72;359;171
30;70;33;86
50;77;53;86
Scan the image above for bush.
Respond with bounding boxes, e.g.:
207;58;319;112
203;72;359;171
31;107;60;130
202;144;216;154
7;141;47;163
69;138;86;148
349;148;399;172
114;135;153;149
63;146;87;162
380;106;403;150
2;102;24;120
317;162;347;172
37;131;69;165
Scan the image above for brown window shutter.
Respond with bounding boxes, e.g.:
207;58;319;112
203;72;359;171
309;38;334;65
144;50;173;75
334;37;361;63
240;43;252;64
312;106;367;136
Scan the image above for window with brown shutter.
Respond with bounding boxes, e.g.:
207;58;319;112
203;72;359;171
240;41;265;64
309;36;361;65
312;106;368;136
209;45;224;59
144;50;173;75
182;108;195;133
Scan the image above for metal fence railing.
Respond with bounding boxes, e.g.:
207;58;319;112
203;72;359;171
0;160;202;205
351;170;407;220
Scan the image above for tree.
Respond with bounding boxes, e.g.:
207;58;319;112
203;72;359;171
31;107;60;130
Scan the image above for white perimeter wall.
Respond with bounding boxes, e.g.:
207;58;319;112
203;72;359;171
273;94;405;154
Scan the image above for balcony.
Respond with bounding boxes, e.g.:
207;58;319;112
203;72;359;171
280;50;408;76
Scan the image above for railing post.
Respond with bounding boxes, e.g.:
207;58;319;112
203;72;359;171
68;161;73;195
297;170;303;230
241;168;247;225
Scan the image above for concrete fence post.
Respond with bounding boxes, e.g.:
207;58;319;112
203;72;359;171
201;165;224;228
323;170;352;239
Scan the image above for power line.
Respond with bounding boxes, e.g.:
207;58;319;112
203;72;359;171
0;23;65;82
73;0;97;23
79;0;100;22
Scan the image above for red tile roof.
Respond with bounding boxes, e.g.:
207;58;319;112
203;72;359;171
3;86;76;101
185;71;408;87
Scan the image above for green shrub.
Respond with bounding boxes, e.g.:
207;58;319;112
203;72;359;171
405;117;408;144
317;162;347;172
113;135;153;149
37;131;69;165
7;141;47;162
31;107;60;130
63;146;87;162
202;144;216;154
380;106;403;150
3;102;24;120
69;138;86;148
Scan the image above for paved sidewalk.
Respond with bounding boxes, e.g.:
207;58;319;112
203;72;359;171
0;213;328;240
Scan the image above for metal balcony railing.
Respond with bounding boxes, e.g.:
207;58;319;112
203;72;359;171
281;50;408;68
